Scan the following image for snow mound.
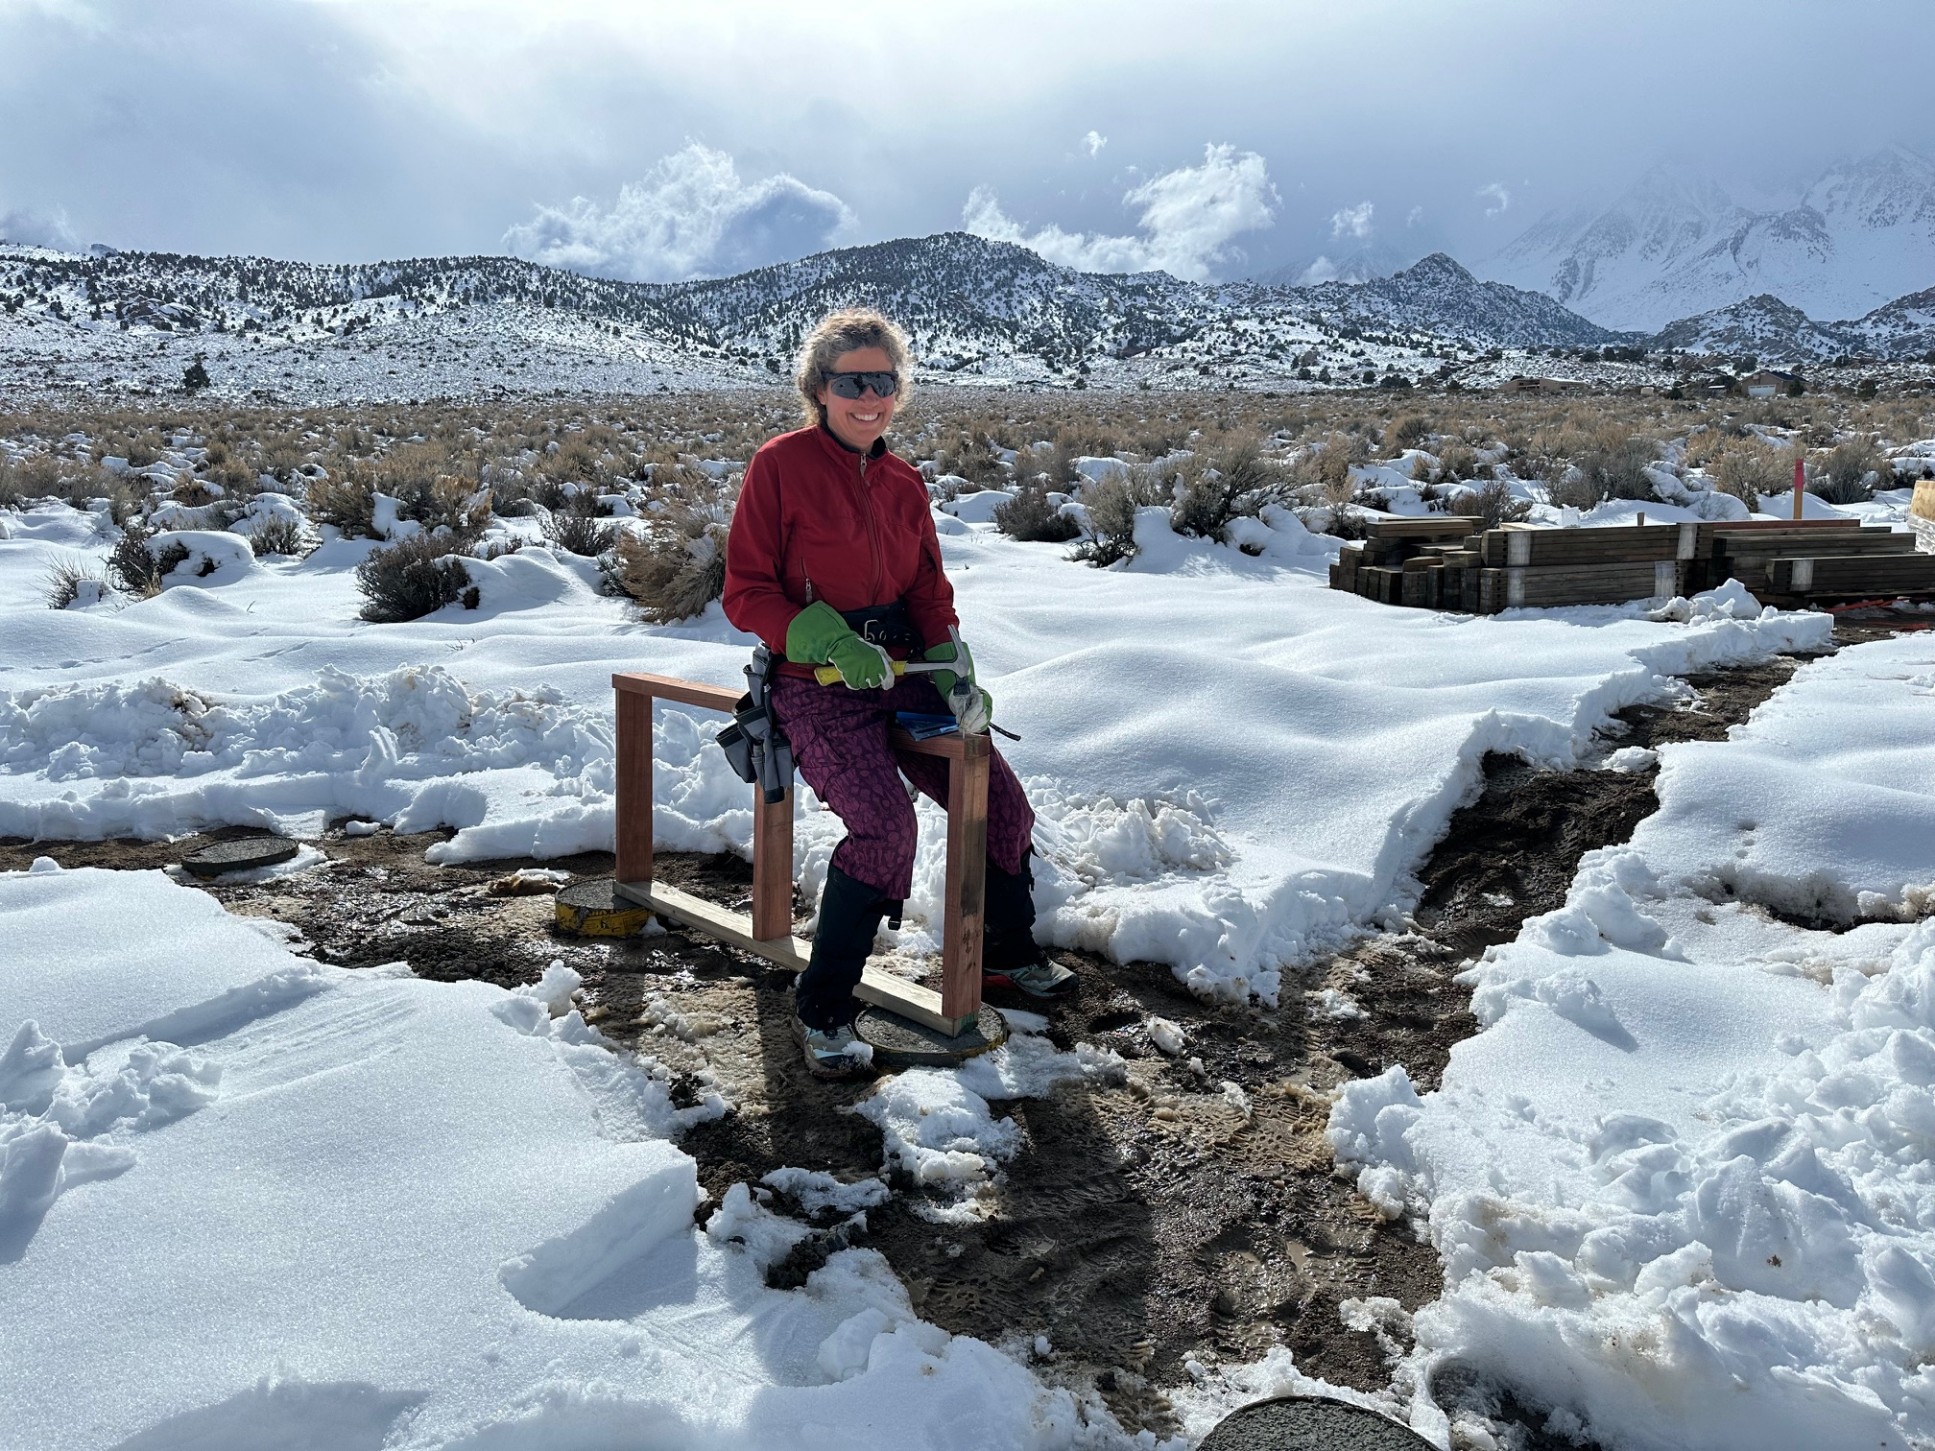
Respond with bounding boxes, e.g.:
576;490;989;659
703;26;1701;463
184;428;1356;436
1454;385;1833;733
1329;631;1935;1451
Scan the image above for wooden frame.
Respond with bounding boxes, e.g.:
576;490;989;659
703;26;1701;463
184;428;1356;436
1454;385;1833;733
610;671;990;1037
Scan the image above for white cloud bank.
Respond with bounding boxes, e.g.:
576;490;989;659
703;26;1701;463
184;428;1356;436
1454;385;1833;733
963;142;1277;282
502;143;856;283
0;205;79;251
1330;200;1374;239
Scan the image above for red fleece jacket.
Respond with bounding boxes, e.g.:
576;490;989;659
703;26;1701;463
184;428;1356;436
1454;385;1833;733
722;425;958;664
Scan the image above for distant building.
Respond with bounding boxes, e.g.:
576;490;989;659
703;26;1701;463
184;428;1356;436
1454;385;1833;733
1743;369;1800;398
1502;376;1580;395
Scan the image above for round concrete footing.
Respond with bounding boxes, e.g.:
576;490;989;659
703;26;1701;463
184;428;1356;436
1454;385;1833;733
855;1004;1008;1069
1199;1397;1432;1451
181;837;300;878
555;878;656;938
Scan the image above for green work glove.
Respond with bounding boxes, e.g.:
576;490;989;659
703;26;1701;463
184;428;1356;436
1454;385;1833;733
786;600;893;690
924;630;992;734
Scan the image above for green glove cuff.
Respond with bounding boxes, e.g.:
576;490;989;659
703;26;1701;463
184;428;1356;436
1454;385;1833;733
785;600;856;665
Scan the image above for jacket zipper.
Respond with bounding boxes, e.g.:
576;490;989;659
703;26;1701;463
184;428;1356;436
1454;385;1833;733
857;451;884;602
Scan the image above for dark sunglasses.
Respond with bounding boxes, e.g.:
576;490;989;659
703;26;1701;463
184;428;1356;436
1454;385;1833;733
825;370;899;400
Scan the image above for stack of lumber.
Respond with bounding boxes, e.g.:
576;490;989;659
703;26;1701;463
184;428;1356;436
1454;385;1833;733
1477;524;1683;612
1913;480;1935;555
1702;519;1932;604
1328;516;1484;611
1328;514;1935;614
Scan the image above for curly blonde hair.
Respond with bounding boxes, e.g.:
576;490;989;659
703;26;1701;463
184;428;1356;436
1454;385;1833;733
793;308;914;427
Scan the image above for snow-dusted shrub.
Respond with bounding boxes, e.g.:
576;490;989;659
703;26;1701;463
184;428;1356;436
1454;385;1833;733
1012;439;1080;491
107;520;189;598
605;495;733;622
1437;439;1479;481
246;516;313;558
1711;441;1791;506
1811;436;1885;504
1463;476;1532;531
993;482;1079;543
1385;412;1431;451
1170;442;1290;540
1550;433;1655;508
540;492;618;557
305;471;377;536
1069;465;1164;567
933;429;1008;488
355;534;476;622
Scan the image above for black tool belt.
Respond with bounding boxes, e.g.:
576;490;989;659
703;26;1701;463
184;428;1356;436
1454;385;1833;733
714;643;795;805
838;602;923;653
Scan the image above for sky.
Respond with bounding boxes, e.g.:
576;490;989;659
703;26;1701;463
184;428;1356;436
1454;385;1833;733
2;0;1931;285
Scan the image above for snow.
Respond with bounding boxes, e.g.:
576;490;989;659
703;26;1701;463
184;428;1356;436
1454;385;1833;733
1329;631;1935;1451
0;865;1107;1450
5;456;1910;1447
2;497;1830;1006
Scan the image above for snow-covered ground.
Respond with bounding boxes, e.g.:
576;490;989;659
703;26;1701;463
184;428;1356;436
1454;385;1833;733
0;862;1121;1450
7;466;1926;1449
0;494;1827;1005
1332;630;1935;1450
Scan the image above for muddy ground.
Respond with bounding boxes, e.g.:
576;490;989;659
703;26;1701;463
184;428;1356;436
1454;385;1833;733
3;652;1822;1443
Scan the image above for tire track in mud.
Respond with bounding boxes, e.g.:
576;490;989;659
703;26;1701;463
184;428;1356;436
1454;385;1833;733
0;653;1818;1443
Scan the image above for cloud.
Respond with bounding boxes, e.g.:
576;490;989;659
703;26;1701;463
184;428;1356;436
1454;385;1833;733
1476;181;1511;217
0;204;80;251
1082;130;1107;157
1298;255;1340;285
1406;205;1424;227
502;143;856;282
964;142;1277;282
1330;201;1374;240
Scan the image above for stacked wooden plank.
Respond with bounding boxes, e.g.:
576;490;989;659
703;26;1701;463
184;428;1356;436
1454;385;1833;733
1477;523;1684;613
1328;514;1935;614
1329;516;1483;612
1913;481;1935;555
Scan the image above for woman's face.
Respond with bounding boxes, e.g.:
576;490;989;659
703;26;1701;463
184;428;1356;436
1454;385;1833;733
816;345;898;453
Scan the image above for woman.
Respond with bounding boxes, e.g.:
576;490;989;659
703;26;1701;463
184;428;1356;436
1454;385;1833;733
722;308;1075;1078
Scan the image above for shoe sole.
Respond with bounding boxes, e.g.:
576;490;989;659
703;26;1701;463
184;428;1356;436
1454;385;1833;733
982;971;1078;1000
793;1017;872;1079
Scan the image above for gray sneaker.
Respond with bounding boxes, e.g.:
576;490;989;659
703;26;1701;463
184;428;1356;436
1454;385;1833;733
985;957;1078;999
793;1017;875;1079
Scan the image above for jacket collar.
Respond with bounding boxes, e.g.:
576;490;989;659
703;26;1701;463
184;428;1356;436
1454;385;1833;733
816;422;889;461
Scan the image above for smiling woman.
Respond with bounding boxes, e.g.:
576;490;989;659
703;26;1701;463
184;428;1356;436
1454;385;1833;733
721;307;1077;1077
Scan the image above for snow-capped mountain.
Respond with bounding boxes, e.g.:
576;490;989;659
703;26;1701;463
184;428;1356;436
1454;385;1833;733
0;234;1620;401
1488;147;1935;331
1649;294;1858;362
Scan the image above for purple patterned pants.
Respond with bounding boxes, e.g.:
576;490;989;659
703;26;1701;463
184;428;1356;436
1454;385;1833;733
770;675;1035;900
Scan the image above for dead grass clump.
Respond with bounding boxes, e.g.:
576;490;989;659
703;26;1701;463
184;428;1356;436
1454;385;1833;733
606;495;734;622
355;534;476;622
44;557;108;610
994;482;1081;543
